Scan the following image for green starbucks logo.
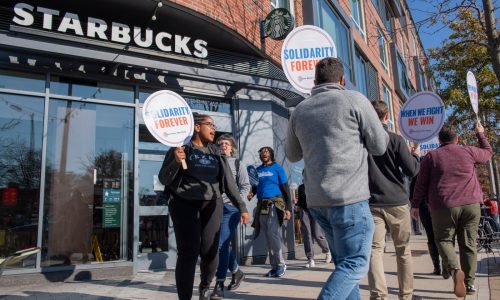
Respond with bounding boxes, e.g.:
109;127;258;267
264;8;294;40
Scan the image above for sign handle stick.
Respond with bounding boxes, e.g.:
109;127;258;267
181;159;187;170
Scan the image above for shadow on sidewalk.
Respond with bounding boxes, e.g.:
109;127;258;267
0;291;126;299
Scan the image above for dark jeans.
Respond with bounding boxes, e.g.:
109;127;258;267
299;208;329;259
216;203;240;281
169;197;223;300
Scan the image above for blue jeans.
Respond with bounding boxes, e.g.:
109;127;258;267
215;203;240;281
310;200;374;300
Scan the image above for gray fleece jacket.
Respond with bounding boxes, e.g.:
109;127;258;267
285;83;389;208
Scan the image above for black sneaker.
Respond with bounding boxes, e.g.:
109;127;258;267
228;269;245;290
210;281;224;300
199;284;210;300
466;285;477;295
442;264;450;279
432;265;441;275
264;269;277;277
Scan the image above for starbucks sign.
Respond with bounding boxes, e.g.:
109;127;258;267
263;8;294;40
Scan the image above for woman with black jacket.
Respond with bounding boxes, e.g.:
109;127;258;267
158;113;249;300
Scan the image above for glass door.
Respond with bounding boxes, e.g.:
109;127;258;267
136;124;176;270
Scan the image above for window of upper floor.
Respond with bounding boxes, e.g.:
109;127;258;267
378;29;390;74
372;0;394;33
350;0;366;39
317;0;354;83
382;82;395;130
354;48;379;101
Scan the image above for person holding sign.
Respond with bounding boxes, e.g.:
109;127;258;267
158;113;249;300
411;121;493;297
211;134;251;299
286;57;389;300
367;101;420;300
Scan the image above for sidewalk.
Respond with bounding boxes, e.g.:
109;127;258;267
0;236;498;299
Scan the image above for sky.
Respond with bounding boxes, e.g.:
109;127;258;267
406;0;453;52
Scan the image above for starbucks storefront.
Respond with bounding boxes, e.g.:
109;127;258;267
0;0;300;283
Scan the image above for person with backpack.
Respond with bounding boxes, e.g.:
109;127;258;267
210;134;251;299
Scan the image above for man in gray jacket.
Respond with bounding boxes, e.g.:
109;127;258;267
286;57;389;300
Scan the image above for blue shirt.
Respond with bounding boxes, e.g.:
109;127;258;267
256;162;288;200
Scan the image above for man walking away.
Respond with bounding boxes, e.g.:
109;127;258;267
411;122;493;297
367;101;420;300
286;57;389;300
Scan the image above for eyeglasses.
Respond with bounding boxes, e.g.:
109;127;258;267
218;140;232;146
198;122;217;129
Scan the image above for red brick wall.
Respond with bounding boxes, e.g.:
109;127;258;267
168;0;304;64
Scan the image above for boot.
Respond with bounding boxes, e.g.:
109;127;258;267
210;281;223;300
228;269;245;290
199;284;210;300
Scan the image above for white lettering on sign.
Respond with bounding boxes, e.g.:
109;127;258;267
12;2;209;58
13;3;34;26
37;7;59;30
57;13;84;36
87;17;108;40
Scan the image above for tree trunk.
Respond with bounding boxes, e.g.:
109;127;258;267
482;0;500;83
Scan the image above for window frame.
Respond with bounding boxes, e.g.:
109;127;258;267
378;29;390;73
316;0;355;84
350;0;366;39
381;82;395;130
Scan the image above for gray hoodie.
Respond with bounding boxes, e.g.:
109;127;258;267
222;156;251;206
285;83;389;208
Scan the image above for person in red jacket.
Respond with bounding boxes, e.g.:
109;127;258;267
484;196;499;230
411;121;493;297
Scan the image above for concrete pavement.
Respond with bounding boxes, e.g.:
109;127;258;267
0;236;498;299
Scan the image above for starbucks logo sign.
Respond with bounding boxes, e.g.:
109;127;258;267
264;8;294;40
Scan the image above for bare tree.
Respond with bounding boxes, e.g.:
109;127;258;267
412;0;500;82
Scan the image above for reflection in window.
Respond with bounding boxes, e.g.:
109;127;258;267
318;0;353;82
354;51;368;96
350;0;365;38
139;89;231;113
0;69;45;93
271;0;290;10
139;216;168;254
396;51;414;99
0;93;44;269
51;77;134;103
378;29;390;73
43;100;134;266
382;83;395;130
139;160;168;206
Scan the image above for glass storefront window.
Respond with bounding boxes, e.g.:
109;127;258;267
0;69;45;93
139;216;169;254
0;93;44;269
139;89;231;113
50;77;134;103
42;100;134;266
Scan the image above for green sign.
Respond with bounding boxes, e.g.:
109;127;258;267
264;8;294;40
103;188;121;228
103;203;120;228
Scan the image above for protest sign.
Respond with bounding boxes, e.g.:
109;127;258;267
142;90;194;168
466;71;479;116
281;25;337;94
419;136;440;157
399;92;445;143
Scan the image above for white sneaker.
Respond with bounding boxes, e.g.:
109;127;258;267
305;258;315;268
325;252;332;264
